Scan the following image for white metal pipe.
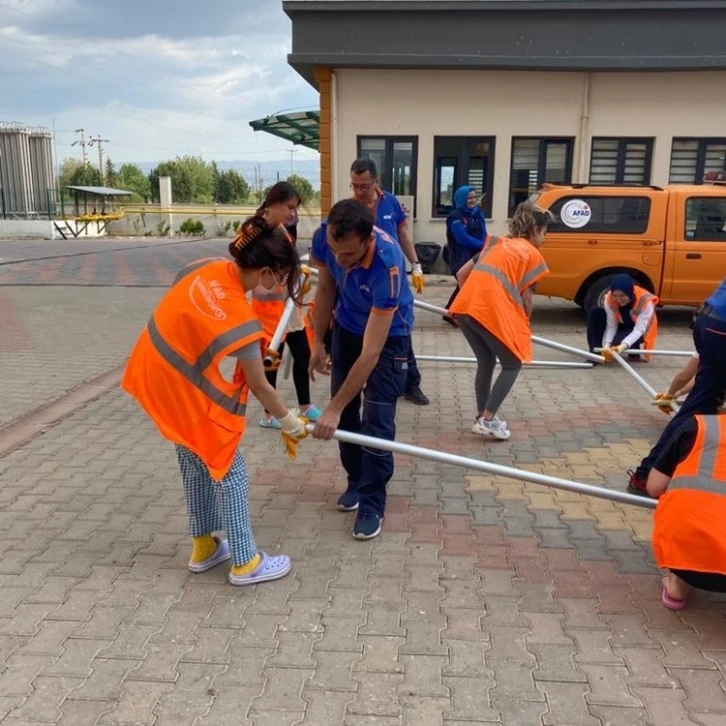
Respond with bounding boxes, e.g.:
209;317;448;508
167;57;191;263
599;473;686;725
305;425;656;510
411;299;606;365
596;348;694;358
611;351;680;413
531;335;606;364
263;296;296;368
416;355;593;369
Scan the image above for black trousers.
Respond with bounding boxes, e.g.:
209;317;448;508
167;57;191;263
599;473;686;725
264;329;311;407
672;569;726;593
586;307;643;353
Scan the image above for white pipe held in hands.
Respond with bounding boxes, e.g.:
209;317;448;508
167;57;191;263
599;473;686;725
596;348;694;358
263;270;310;368
416;355;593;369
304;425;656;510
611;352;680;412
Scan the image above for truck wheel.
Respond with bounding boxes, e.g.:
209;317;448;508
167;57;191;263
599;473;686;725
583;275;616;313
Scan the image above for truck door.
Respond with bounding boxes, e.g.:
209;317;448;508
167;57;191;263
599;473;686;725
661;189;726;305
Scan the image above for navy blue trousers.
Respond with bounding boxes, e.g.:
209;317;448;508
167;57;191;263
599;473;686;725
331;322;409;516
636;310;726;478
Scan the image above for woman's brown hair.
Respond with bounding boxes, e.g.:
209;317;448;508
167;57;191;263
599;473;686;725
508;202;555;240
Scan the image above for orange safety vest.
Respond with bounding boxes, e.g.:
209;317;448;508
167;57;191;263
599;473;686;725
652;415;726;576
448;235;549;363
121;258;264;481
605;285;659;360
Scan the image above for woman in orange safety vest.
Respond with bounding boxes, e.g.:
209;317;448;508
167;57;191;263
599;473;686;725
586;274;659;362
122;217;308;587
448;202;552;441
647;414;726;609
251;182;322;429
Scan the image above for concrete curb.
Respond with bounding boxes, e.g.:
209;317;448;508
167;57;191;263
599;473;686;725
0;365;124;458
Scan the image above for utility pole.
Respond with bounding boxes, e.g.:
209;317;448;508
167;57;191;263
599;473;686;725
288;147;298;176
72;128;89;164
89;136;110;184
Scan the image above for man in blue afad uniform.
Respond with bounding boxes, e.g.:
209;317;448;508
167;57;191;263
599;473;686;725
349;157;429;406
310;199;414;540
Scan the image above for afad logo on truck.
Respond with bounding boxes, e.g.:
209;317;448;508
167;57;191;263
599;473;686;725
560;199;592;229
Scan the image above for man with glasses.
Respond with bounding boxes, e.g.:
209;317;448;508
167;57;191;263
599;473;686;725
348;158;429;406
309;199;414;539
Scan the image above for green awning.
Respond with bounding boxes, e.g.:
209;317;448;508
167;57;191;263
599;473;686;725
249;110;320;151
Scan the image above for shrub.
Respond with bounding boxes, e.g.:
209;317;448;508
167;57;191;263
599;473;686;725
179;218;205;236
156;220;171;237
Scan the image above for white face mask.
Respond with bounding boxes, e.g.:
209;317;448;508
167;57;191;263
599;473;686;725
260;268;279;293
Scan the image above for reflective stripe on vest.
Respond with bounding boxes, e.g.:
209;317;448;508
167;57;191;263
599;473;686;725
670;417;726;496
173;258;227;286
473;237;543;309
146;315;255;417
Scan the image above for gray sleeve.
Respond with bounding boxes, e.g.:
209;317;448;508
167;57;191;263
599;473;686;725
232;341;261;361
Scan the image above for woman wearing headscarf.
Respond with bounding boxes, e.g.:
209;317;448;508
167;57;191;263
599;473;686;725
442;186;488;326
586;274;659;362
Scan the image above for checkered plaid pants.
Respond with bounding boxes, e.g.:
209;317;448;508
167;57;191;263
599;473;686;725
175;445;257;566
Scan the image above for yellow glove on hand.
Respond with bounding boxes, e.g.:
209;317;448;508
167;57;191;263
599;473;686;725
612;343;628;355
653;392;676;415
263;348;281;371
298;265;312;297
411;262;425;294
278;410;308;460
601;346;614;363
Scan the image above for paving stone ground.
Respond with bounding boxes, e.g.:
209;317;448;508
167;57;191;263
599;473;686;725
1;238;724;725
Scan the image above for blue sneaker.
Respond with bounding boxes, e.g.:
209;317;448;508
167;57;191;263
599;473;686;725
259;416;281;429
303;405;322;422
336;490;359;512
353;508;383;540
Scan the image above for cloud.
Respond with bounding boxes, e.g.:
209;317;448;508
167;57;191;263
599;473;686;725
0;0;319;165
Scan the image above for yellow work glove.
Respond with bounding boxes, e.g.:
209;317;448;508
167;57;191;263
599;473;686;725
411;262;425;294
263;348;281;371
278;410;309;460
601;346;614;363
612;343;628;355
653;392;676;415
298;265;312;297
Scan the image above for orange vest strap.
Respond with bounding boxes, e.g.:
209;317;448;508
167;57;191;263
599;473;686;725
173;257;227;286
670;416;726;495
147;315;260;417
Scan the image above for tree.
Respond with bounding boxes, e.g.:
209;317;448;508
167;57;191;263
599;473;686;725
148;156;215;204
211;161;221;202
58;158;86;192
105;158;118;187
287;173;315;204
117;163;151;201
68;163;102;188
217;169;250;204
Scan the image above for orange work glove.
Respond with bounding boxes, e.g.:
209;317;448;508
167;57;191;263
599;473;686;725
263;348;282;371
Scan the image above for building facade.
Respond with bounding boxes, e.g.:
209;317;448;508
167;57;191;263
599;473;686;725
283;0;726;240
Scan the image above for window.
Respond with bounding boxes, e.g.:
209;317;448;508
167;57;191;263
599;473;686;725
432;136;495;217
509;138;574;216
685;197;726;242
590;138;654;185
356;136;418;201
669;138;726;184
547;195;652;234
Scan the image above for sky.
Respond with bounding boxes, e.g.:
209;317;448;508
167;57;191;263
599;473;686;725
0;0;320;165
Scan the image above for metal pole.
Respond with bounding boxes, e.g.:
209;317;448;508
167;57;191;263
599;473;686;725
414;299;448;316
416;355;593;369
611;352;680;412
596;348;693;358
531;335;606;364
263;297;296;368
305;425;656;510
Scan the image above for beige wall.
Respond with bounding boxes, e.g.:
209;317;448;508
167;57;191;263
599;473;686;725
333;68;726;242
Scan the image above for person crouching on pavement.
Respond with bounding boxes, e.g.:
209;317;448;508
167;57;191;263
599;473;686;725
122;217;308;586
309;199;415;540
647;413;726;610
587;274;659;362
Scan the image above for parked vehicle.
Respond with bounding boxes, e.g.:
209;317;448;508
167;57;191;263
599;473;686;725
530;183;726;310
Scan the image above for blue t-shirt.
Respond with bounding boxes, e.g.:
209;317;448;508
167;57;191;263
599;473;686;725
706;278;726;316
373;192;407;242
312;223;414;337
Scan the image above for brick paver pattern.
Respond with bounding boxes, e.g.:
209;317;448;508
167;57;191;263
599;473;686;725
1;237;724;725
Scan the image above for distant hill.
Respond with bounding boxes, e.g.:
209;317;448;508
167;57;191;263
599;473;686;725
131;158;321;190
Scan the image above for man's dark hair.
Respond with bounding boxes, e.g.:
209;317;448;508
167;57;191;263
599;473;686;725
327;199;374;243
350;157;378;178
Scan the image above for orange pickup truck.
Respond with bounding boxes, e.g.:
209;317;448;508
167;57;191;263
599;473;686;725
530;183;726;310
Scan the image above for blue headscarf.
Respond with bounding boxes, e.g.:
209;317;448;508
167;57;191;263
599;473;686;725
610;274;635;302
453;185;478;216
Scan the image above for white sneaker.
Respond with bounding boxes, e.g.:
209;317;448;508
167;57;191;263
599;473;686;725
471;417;511;441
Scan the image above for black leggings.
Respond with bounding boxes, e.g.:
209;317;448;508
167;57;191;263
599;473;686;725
671;569;726;593
264;329;311;408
